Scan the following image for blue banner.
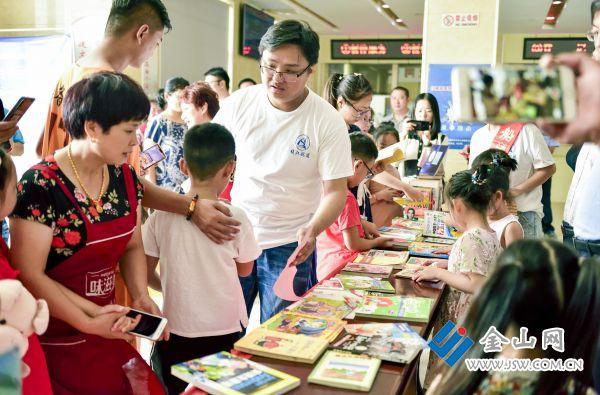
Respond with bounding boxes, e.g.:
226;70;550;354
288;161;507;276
427;64;486;149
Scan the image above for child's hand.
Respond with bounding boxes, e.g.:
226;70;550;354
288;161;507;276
361;220;380;239
376;237;396;249
433;246;452;255
404;186;425;202
412;266;442;283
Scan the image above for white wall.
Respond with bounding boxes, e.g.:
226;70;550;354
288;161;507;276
160;0;229;87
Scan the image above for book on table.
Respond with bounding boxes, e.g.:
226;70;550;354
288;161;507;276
421;236;455;245
406;256;448;266
423;210;461;239
171;351;300;395
391;217;424;231
393;187;434;220
409;241;450;259
334;274;395;294
341;263;393;278
378;226;422;241
353;249;409;268
318;277;344;290
308;350;381;392
354;295;434;323
331;323;428;364
261;311;345;342
419;144;448;178
394;264;440;283
407;177;444;212
285;288;363;320
234;327;328;364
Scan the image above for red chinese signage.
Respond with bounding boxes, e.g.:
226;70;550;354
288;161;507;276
332;39;422;60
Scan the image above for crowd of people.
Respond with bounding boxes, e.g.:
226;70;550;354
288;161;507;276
0;0;599;394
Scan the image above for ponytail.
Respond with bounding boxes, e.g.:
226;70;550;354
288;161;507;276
323;73;373;110
445;165;494;214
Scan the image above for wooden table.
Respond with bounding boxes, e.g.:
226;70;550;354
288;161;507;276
252;275;446;395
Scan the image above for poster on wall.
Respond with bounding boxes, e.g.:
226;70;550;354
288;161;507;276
427;64;486;149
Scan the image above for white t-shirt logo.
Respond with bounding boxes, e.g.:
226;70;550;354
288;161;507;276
295;134;310;151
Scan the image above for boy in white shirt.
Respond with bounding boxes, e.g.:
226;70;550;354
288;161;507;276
142;123;262;394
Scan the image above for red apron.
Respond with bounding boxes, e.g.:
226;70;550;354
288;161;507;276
35;163;164;395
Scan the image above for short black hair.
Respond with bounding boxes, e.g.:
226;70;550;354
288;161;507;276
259;20;320;66
105;0;171;36
164;76;189;94
349;132;378;162
183;123;235;181
391;86;409;97
374;123;399;144
204;67;230;90
63;71;150;139
237;78;256;89
593;0;600;21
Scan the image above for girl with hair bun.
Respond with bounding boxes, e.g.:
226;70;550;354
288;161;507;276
413;165;502;387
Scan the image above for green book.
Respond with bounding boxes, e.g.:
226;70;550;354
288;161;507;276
308;350;381;392
354;295;433;323
334;274;395;294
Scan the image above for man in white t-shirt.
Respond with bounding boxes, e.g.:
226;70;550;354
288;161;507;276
469;123;556;239
213;20;352;322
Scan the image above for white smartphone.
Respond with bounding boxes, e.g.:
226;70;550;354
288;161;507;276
451;65;576;123
140;144;166;170
126;309;168;341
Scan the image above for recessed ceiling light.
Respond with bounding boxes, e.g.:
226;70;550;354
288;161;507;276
546;16;556;20
382;3;390;8
395;18;403;23
552;1;562;4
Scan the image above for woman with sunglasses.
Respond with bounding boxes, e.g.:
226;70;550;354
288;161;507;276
323;73;424;230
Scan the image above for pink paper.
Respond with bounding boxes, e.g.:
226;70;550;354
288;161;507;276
274;263;302;302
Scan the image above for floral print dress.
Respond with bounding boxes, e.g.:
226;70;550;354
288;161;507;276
11;157;144;271
425;227;502;387
145;115;187;193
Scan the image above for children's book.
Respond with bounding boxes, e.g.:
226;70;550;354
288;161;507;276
393;264;440;283
318;278;344;290
394;187;434;219
423;210;461;239
419;144;448;178
332;323;428;364
171;351;301;395
354;295;433;323
376;142;405;165
285;288;363;320
341;263;393;278
378;226;422;241
353;249;409;268
334;275;395;294
408;177;443;212
234;328;328;364
307;350;380;392
261;312;345;342
391;217;425;231
421;236;455;245
406;256;447;266
409;241;450;259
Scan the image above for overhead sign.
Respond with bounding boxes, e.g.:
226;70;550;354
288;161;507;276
523;37;592;60
331;39;422;60
442;13;479;28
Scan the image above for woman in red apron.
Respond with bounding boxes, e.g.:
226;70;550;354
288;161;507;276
10;72;166;394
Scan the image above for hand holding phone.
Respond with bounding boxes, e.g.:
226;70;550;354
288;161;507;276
3;97;35;123
125;308;168;341
407;120;431;131
140;144;166;170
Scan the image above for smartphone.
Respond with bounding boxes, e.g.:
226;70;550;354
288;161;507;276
451;65;576;123
126;309;168;341
3;97;35;123
140;144;166;170
407;120;431;131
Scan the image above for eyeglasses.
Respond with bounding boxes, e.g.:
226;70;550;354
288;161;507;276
345;99;371;120
587;29;600;42
355;159;375;179
259;64;311;83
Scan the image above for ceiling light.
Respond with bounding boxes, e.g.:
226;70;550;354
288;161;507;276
546;16;555;20
381;3;390;8
395;18;403;23
552;1;562;4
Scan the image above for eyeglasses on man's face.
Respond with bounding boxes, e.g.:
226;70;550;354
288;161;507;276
259;64;311;83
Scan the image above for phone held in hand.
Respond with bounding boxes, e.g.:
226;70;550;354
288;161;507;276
126;309;168;341
407;120;431;131
451;65;576;123
3;97;35;123
140;144;166;170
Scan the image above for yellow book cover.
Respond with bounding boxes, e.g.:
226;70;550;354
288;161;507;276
308;350;381;392
353;250;409;267
261;312;345;342
234;328;329;364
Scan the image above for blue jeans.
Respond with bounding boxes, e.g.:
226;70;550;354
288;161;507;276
573;237;600;258
518;211;543;239
239;242;317;323
562;221;575;250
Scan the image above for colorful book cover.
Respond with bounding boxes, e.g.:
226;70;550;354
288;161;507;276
391;217;424;231
318;278;344;290
341;263;393;278
261;312;345;341
409;242;450;259
171;351;300;395
332;323;428;364
423;210;461;239
406;256;448;266
353;250;409;267
421;236;455;245
234;328;328;364
308;350;380;392
354;295;433;323
285;288;363;320
378;227;422;241
334;275;395;294
394;187;434;219
419;144;448;177
393;264;440;282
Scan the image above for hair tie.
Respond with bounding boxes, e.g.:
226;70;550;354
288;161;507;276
337;75;344;81
471;169;488;186
353;72;362;76
491;152;504;167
